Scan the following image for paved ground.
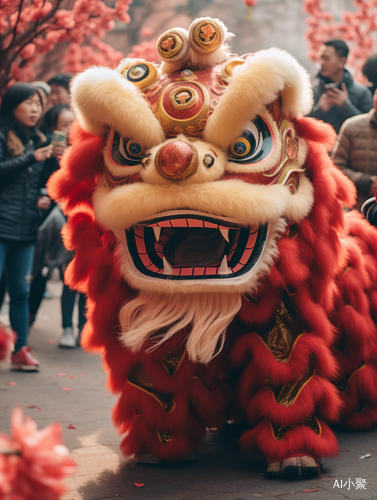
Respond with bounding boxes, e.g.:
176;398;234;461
1;280;377;500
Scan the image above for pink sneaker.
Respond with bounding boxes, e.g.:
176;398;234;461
11;346;40;371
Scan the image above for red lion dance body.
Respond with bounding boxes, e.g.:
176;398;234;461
49;18;377;478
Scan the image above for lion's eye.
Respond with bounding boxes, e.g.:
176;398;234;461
127;64;149;82
110;131;145;167
228;116;273;164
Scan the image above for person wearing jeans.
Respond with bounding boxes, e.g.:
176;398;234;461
0;243;35;353
60;284;87;348
0;83;53;371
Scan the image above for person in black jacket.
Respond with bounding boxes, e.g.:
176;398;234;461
0;83;53;371
307;39;372;134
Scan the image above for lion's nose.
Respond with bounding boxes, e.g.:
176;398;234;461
155;141;198;180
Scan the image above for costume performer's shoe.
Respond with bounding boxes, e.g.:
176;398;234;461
266;456;318;478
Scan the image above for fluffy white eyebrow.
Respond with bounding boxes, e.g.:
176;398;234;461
71;66;165;150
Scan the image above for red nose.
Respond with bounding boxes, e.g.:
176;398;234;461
155;141;198;180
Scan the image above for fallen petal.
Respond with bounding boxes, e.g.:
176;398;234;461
67;424;76;429
26;405;38;409
134;482;145;488
47;339;54;344
79;373;84;377
69;375;75;379
7;382;17;386
61;387;71;391
304;490;320;493
58;373;66;377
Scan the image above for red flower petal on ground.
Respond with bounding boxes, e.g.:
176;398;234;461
1;406;76;500
134;482;145;487
69;375;75;379
67;425;76;429
61;387;70;391
7;382;17;386
47;339;54;344
26;406;38;409
58;373;66;377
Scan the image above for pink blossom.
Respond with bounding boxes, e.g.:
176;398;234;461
141;27;154;38
0;407;76;500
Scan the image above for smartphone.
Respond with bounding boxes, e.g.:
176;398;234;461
324;83;340;90
51;130;67;146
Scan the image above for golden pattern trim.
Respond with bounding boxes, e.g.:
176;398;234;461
161;345;186;375
192;20;222;53
268;362;314;407
267;416;322;441
158;430;172;444
127;362;176;413
258;294;305;363
336;364;367;392
263;119;302;185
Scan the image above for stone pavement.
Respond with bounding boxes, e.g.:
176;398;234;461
1;280;377;500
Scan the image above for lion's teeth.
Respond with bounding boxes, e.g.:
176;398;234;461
220;228;229;242
163;256;173;275
218;255;230;275
153;227;161;241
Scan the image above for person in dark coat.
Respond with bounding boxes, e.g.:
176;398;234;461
0;83;53;371
307;39;372;133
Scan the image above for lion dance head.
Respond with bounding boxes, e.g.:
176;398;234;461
49;18;354;366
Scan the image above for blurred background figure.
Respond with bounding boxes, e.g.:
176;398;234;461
362;54;377;97
28;101;85;349
31;81;51;113
0;83;53;371
308;39;372;133
332;89;377;210
47;73;72;107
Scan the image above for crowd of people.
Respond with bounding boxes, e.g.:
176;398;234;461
0;73;86;372
0;40;376;373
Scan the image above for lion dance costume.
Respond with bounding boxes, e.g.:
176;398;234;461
49;18;377;478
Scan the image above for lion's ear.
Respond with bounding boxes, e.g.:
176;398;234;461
204;48;313;149
71;66;165;149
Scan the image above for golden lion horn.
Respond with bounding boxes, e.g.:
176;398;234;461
157;28;190;63
189;18;224;54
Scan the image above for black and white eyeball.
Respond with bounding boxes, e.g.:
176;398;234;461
110;130;145;167
228;116;273;164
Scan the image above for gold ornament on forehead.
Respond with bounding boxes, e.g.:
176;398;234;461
169;86;199;110
191;19;222;54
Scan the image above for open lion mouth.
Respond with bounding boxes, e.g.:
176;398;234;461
125;210;267;280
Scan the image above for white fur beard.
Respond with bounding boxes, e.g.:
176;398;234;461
119;291;242;364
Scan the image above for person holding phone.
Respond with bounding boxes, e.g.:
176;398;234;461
308;39;372;134
332;88;377;210
0;83;53;371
